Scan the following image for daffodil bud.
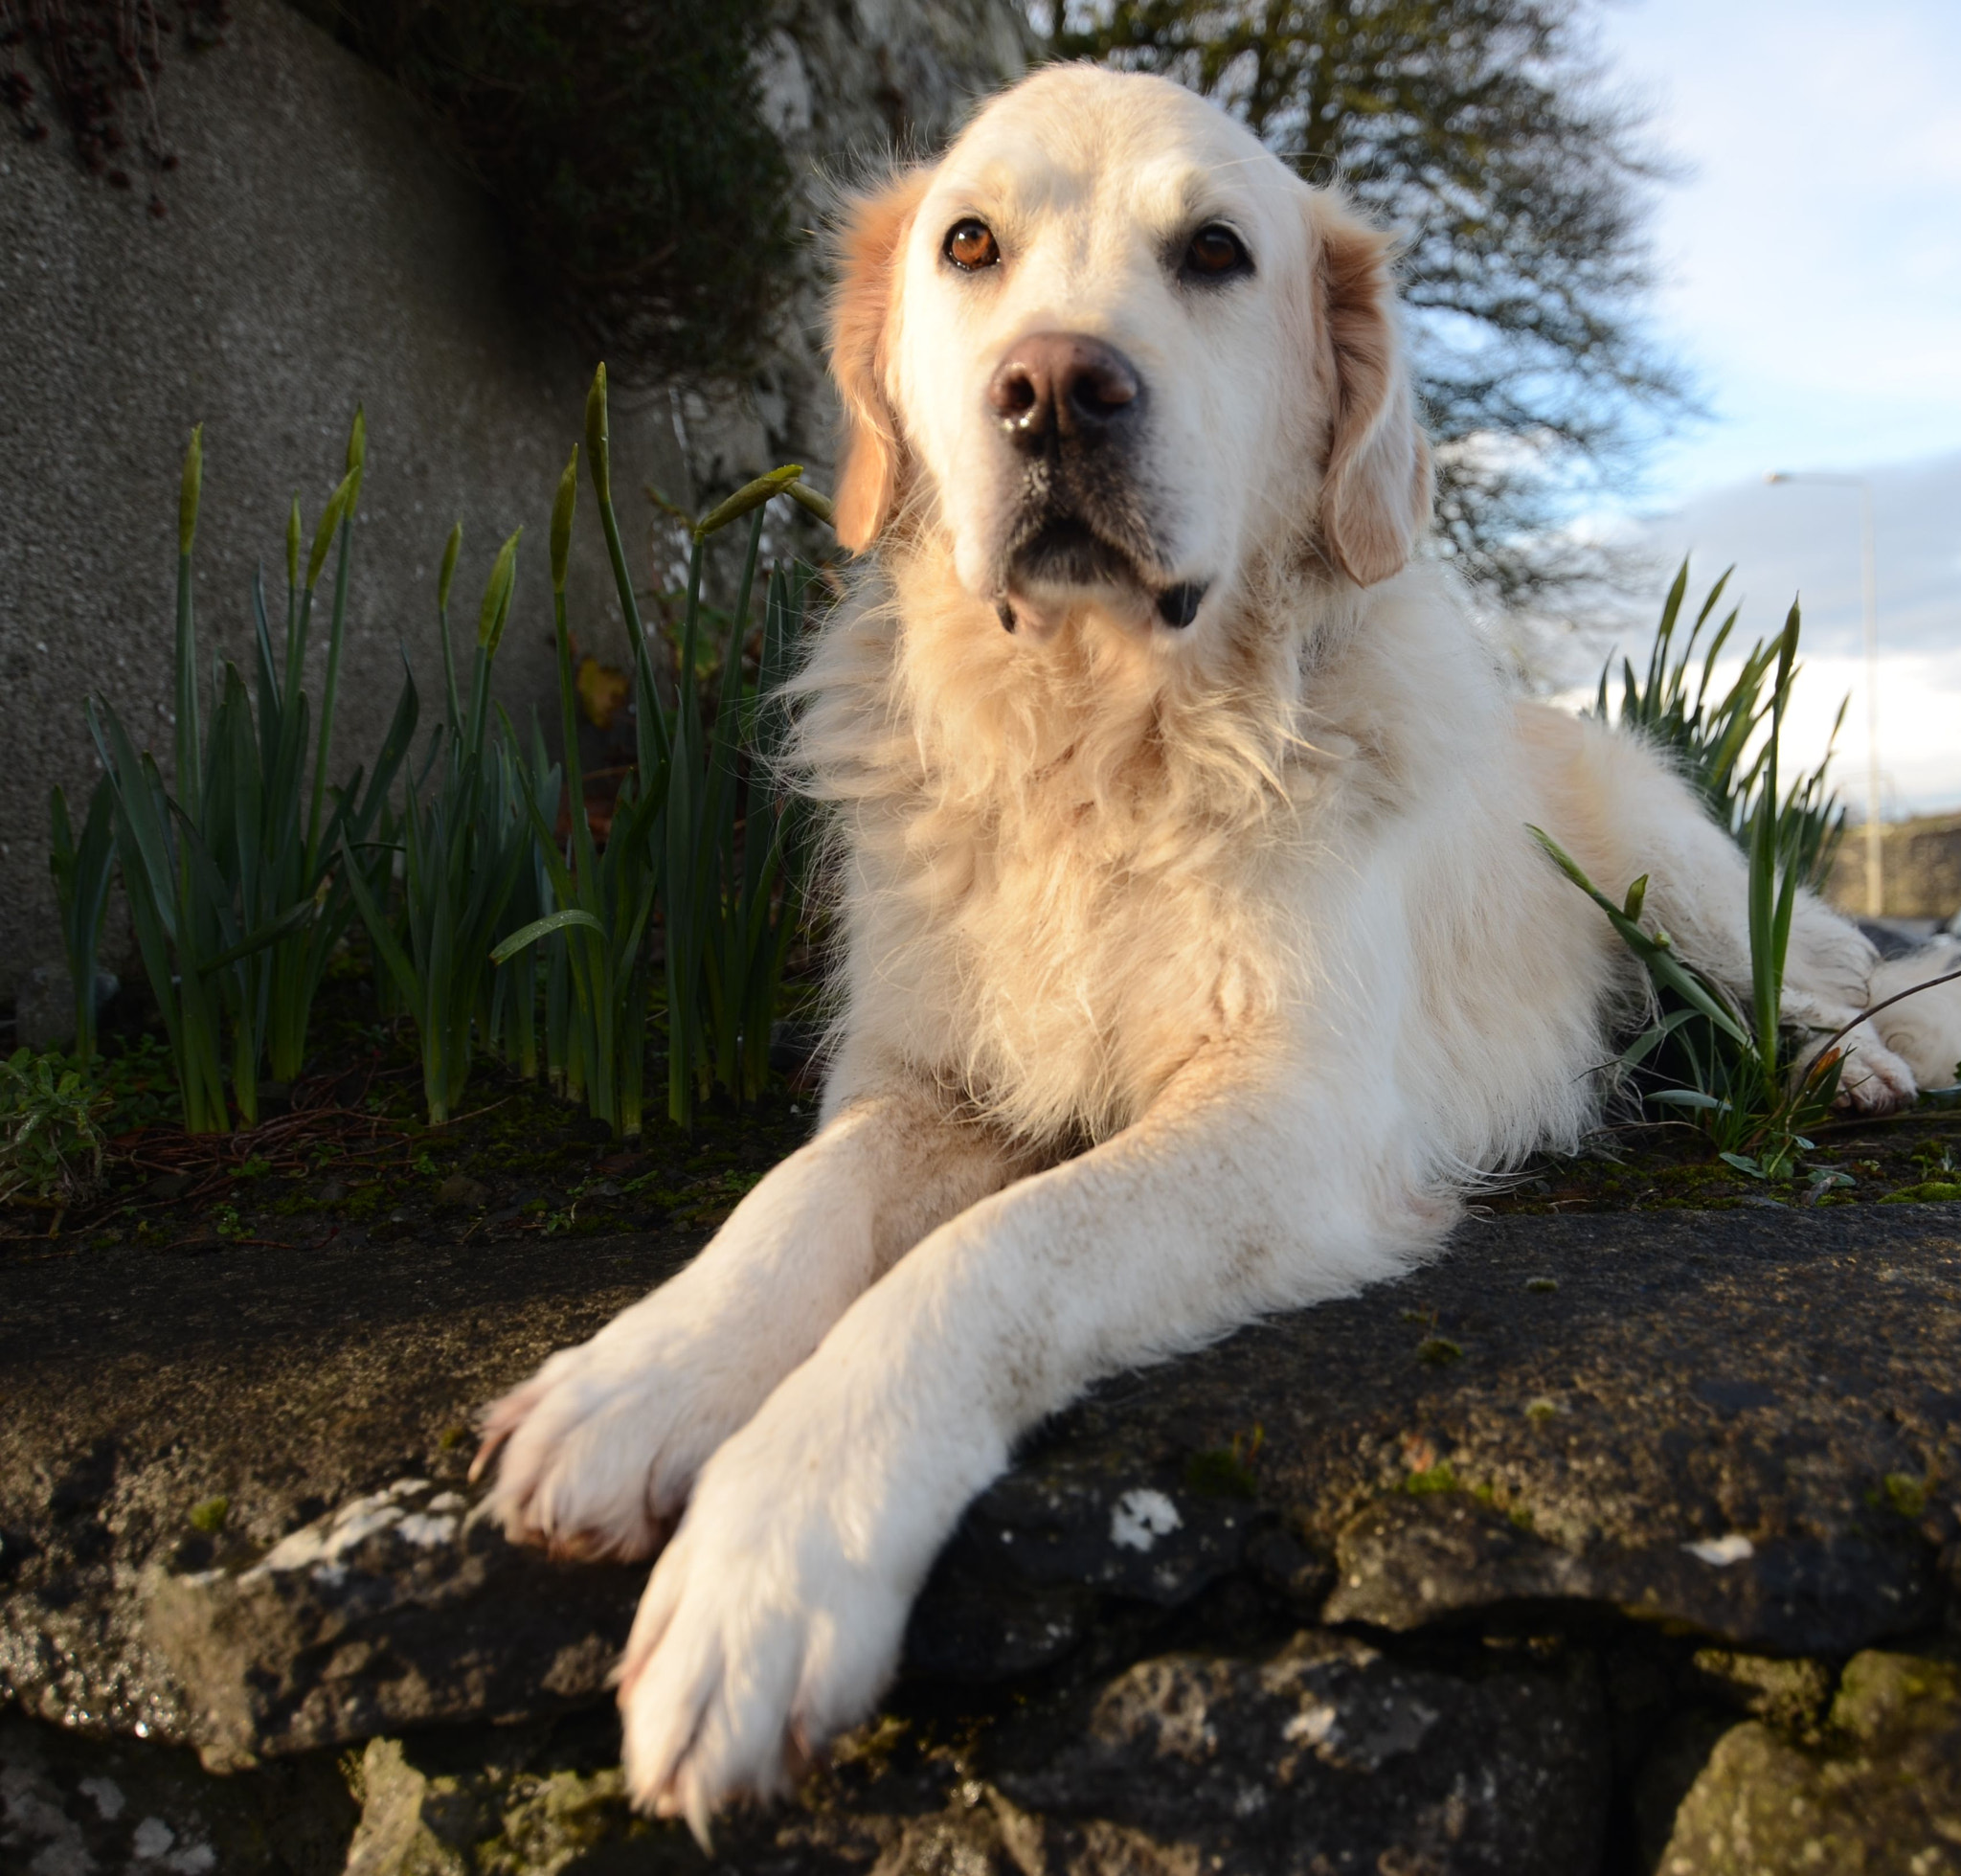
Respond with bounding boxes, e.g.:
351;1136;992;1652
694;464;803;540
438;521;462;614
551;446;578;595
178;425;204;557
584;364;611;507
479;527;522;655
784;477;835;527
345;404;367;507
305;466;357;590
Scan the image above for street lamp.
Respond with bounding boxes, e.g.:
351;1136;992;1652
1765;470;1882;917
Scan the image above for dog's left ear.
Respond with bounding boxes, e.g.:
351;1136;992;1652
1313;198;1433;588
829;167;933;554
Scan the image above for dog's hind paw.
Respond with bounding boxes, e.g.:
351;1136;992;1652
1820;1022;1918;1117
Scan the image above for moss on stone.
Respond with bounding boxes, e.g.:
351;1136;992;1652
343;1736;685;1875
1657;1647;1961;1873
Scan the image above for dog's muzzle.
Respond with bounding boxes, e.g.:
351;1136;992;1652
986;331;1195;629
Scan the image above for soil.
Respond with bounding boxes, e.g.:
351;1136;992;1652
10;955;1961;1257
0;961;819;1260
1484;1104;1961;1217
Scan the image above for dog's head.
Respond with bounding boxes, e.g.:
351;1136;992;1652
828;63;1431;640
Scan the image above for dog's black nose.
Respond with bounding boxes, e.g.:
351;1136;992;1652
987;333;1140;452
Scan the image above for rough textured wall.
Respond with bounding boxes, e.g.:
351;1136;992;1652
0;0;1028;999
1825;815;1961;921
683;0;1034;495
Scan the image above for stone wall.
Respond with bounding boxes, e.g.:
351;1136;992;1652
680;0;1032;491
1825;814;1961;921
0;0;1028;1001
5;1205;1959;1872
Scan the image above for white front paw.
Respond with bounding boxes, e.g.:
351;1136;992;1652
470;1291;778;1562
615;1412;914;1842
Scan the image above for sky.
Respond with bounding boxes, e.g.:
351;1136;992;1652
1573;0;1961;816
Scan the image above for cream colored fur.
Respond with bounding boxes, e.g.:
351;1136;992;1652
474;64;1956;1837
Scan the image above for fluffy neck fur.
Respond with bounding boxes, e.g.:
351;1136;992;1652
791;531;1505;1145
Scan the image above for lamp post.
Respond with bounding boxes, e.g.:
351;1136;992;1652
1765;470;1882;916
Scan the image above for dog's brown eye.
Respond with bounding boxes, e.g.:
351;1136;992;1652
944;218;1000;272
1183;224;1251;281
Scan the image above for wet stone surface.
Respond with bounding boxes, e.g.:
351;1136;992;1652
4;1206;1961;1870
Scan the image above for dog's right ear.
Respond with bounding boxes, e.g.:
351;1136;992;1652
830;168;933;553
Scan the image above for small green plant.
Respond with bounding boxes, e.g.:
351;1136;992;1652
482;713;562;1086
490;410;668;1139
1877;1473;1928;1519
1595;561;1845;891
343;531;531;1124
188;1495;231;1534
1183;1425;1264;1499
1540;596;1839;1179
45;381;824;1154
493;366;822;1133
256;413;420;1086
0;1048;110;1206
656;482;818;1124
85;419;417;1130
94;1032;177;1134
47;776;116;1064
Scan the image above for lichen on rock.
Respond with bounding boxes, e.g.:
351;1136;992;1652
1656;1647;1961;1874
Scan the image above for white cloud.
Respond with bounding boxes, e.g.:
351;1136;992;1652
1573;452;1961;816
1634;452;1961;662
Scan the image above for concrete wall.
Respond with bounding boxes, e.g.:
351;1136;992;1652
0;0;1028;998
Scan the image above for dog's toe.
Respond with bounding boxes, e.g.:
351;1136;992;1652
1827;1026;1918;1117
468;1292;791;1560
614;1400;913;1838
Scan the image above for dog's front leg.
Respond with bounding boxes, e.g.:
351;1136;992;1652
616;1045;1431;1834
474;1074;1025;1560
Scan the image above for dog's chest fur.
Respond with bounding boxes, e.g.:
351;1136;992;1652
873;762;1274;1140
799;563;1322;1144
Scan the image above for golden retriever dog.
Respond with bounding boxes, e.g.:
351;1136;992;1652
474;64;1961;1833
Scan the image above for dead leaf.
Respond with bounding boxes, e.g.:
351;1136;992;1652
576;655;629;731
